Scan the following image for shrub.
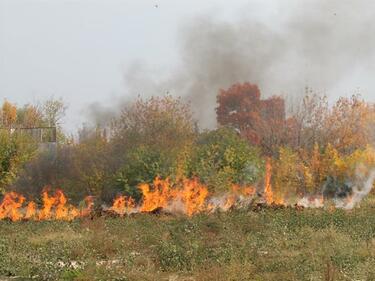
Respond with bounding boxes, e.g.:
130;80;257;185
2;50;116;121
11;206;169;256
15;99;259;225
112;96;197;198
189;127;264;193
0;130;37;193
271;144;375;199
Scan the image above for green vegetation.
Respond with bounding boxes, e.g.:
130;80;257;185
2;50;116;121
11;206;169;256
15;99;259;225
0;130;37;193
189;127;264;193
6;88;375;203
2;198;375;280
2;85;375;280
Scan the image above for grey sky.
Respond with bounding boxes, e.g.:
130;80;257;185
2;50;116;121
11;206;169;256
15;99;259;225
1;0;375;131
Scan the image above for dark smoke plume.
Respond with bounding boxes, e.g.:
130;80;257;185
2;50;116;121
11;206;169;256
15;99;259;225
88;0;375;128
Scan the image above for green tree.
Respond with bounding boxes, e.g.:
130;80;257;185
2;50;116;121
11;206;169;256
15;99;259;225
189;127;264;193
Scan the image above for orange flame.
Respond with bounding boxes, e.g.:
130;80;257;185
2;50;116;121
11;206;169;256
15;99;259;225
139;178;173;212
109;195;135;216
0;189;93;221
264;159;284;205
0;178;259;221
0;192;25;221
25;201;37;219
137;177;209;216
264;159;274;204
180;178;209;216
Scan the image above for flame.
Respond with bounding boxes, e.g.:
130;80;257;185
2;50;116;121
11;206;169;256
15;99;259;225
264;159;275;204
0;189;92;221
109;195;135;216
38;189;56;220
25;201;37;219
137;177;209;216
0;177;258;221
139;178;174;212
0;192;25;221
180;178;209;216
263;159;285;205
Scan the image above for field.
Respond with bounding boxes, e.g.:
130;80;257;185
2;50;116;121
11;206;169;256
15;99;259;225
1;198;375;281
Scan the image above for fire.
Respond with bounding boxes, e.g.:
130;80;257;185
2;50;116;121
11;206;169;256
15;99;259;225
25;201;37;219
38;189;81;221
180;178;209;216
137;177;209;216
263;159;285;205
109;195;135;216
0;189;93;221
106;178;256;217
139;178;174;213
0;178;257;221
264;159;274;204
0;192;25;221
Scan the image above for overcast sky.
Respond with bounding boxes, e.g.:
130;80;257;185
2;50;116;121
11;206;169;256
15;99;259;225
1;0;375;132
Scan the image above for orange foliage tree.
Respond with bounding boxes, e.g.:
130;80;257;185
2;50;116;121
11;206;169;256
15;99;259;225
16;104;44;128
216;82;287;156
289;91;375;154
1;100;17;128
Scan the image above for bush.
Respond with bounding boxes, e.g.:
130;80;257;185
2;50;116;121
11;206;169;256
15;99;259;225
0;130;37;193
271;144;375;199
112;96;197;198
189;127;264;193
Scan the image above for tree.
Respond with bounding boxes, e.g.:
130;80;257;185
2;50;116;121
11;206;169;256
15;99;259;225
43;98;67;127
1;100;17;128
287;90;329;150
216;82;287;156
16;104;44;128
112;95;197;198
324;95;375;154
289;91;375;154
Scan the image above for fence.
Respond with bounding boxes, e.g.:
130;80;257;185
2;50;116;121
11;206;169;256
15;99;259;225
0;127;57;143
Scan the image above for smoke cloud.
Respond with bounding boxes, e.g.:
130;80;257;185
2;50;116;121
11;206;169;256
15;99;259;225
88;0;375;128
335;168;375;210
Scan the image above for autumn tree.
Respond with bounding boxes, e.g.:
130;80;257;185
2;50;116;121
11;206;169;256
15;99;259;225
216;82;287;156
289;90;375;154
1;100;17;128
324;95;375;154
16;104;44;128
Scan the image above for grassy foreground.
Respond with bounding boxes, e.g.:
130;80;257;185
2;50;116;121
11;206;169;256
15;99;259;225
1;199;375;280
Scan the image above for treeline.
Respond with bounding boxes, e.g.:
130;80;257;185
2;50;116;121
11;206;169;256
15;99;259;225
0;98;66;193
2;83;375;203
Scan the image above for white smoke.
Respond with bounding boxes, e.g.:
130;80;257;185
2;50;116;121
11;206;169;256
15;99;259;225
297;196;324;208
335;168;375;210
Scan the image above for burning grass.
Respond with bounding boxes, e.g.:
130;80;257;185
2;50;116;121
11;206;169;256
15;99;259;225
1;165;373;222
0;177;258;221
1;197;375;280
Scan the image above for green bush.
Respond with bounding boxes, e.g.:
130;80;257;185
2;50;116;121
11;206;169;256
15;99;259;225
111;96;197;198
0;130;37;193
189;127;264;193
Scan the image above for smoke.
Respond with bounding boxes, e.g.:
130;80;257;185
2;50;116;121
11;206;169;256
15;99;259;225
335;168;375;210
88;0;375;128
